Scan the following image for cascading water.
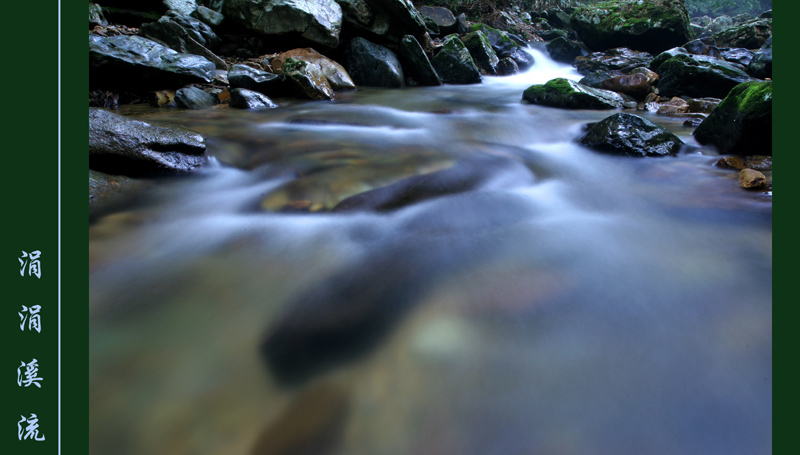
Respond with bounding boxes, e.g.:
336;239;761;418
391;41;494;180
90;45;771;455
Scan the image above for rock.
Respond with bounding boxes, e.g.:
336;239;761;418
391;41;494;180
272;48;356;90
685;96;720;114
140;12;227;69
228;88;278;109
655;96;689;115
748;37;772;79
283;57;335;100
431;34;481;85
713;18;771;49
89;3;108;27
579;112;684;157
222;0;342;48
600;72;653;99
716;155;772;171
569;0;692;54
718;47;755;67
89;34;215;90
419;6;456;35
345;37;404;87
574;48;653;75
522;78;624;110
89;169;148;204
336;0;427;44
759;10;772;19
648;46;687;71
539;29;568;41
174;86;216;109
709;15;733;34
191;5;224;27
423;16;439;36
738;169;766;189
547;8;572;29
693;81;772;156
496;58;519;76
545;36;583;64
579;70;616;89
227;64;284;96
508;47;535;72
164;0;196;16
397;35;442;86
656;53;754;99
455;13;470;34
463;31;500;75
89;107;206;174
682;37;720;57
470;23;523;59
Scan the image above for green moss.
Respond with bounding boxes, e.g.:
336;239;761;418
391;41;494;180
734;81;772;115
283;57;305;73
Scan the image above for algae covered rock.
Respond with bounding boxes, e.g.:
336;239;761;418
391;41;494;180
570;0;692;54
463;30;500;75
431;34;481;85
522;78;624;110
579;112;684;157
694;81;772;156
656;53;754;99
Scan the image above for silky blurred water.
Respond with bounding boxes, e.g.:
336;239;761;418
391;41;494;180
90;48;771;455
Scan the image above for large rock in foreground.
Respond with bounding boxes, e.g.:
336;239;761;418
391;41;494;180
693;81;772;156
222;0;342;48
579;112;684;157
570;0;692;54
89;108;206;174
431;34;481;84
522;78;624;109
89;34;215;90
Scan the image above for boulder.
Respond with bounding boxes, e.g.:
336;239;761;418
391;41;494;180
738;169;767;189
709;15;733;33
345;37;404;87
175;86;217;109
497;58;519;76
713;18;771;49
693;81;772;156
522;78;624;109
545;36;583;64
748;37;772;79
336;0;427;43
89;107;206;174
397;35;441;86
574;48;654;75
222;0;342;48
89;34;215;90
470;23;522;59
164;0;197;16
655;53;754;99
569;0;692;54
227;64;284;97
140;12;227;69
579;112;683;157
682;37;720;57
191;5;224;27
579;70;616;89
419;6;456;35
463;31;500;75
228;88;279;109
431;34;481;85
271;48;356;90
718;48;755;67
600;72;654;99
283;58;335;100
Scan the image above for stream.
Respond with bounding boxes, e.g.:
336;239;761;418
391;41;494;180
89;46;771;455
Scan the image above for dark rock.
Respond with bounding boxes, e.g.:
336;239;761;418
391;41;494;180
140;12;227;69
569;0;692;54
579;70;616;89
685;96;721;113
496;58;519;76
455;13;470;34
222;0;342;48
600;72;653;99
574;48;653;76
522;78;624;110
283;58;335;100
682;118;703;127
398;35;442;86
463;31;500;75
539;29;568;41
228;88;278;109
100;7;162;28
271;48;356;90
718;47;755;67
713;18;771;49
649;46;687;71
89;34;215;90
508;47;535;72
682;37;720;57
579;112;683;157
470;23;522;59
423;16;439;36
656;53;754;99
336;0;427;44
89;169;148;204
345;37;404;87
191;5;224;27
759;10;772;19
89;107;206;174
164;0;197;16
693;81;772;156
175;86;216;109
89;3;108;27
546;8;572;29
748;37;772;79
419;6;456;35
431;34;481;85
545;36;583;64
227;64;284;96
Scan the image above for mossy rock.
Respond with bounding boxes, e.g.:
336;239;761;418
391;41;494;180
656;53;754;99
694;81;772;156
431;34;481;85
579;112;684;157
570;0;692;54
463;31;500;75
522;78;624;110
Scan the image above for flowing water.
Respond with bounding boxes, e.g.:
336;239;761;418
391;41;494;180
89;47;772;455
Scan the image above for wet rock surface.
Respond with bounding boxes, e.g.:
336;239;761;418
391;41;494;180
523;78;624;110
694;81;772;156
431;34;481;85
345;37;405;87
228;88;279;109
579;112;684;157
